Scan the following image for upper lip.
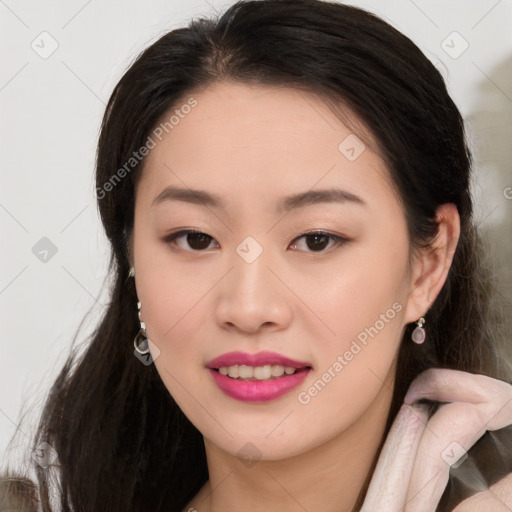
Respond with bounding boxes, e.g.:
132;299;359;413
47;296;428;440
206;351;312;370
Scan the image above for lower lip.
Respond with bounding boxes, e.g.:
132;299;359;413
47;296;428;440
208;368;311;402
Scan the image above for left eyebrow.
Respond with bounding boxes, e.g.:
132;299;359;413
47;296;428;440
151;185;366;213
277;188;366;213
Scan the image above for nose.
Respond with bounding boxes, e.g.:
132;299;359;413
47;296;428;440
214;246;293;335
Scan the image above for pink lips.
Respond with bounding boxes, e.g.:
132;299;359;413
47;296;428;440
206;351;312;403
206;350;311;369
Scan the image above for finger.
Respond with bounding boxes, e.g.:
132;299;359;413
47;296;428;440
361;403;430;512
404;463;449;512
404;402;477;511
404;368;511;406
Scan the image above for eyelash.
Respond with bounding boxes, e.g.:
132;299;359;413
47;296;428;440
162;229;349;254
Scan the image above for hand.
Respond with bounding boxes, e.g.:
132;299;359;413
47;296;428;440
360;368;512;512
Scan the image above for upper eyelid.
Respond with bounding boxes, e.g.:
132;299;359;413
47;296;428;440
164;229;346;251
165;228;342;240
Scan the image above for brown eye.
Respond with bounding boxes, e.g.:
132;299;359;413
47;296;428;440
305;233;330;251
185;232;214;250
289;231;347;253
163;229;348;254
163;230;218;251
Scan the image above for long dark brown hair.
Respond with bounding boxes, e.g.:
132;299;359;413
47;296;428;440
2;1;511;510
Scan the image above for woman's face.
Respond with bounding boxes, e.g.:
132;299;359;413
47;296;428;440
132;81;422;460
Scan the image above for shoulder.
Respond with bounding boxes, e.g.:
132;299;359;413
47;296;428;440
451;471;512;511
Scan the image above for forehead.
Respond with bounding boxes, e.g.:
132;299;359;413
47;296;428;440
137;81;395;212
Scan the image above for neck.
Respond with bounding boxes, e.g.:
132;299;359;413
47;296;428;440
186;368;395;512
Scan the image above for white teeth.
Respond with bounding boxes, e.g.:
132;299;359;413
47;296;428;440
217;364;300;380
238;365;254;379
253;365;272;380
227;366;239;378
271;365;284;377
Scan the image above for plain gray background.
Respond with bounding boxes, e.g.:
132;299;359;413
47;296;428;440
1;0;511;471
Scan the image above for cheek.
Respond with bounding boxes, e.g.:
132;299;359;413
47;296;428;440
139;272;207;361
141;275;212;418
292;234;409;352
290;235;408;407
289;270;406;449
134;226;205;338
133;233;210;389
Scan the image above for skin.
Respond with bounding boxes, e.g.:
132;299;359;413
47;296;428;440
129;81;460;512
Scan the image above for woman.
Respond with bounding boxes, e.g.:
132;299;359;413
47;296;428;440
2;0;512;510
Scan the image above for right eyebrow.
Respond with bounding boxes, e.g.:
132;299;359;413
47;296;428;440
152;186;224;209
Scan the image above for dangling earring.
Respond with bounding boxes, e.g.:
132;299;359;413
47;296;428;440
411;316;426;344
134;300;151;354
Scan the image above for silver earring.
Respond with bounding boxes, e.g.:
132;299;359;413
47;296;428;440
134;300;151;354
411;316;426;344
128;266;135;277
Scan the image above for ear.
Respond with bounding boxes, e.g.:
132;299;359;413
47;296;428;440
403;203;460;324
